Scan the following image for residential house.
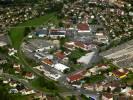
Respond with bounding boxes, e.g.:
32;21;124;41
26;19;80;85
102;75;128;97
95;83;104;92
89;67;98;75
102;93;113;100
42;58;54;66
104;81;120;91
97;64;109;70
9;80;17;87
71;81;82;89
112;68;129;79
8;48;17;56
0;59;7;64
3;78;10;84
127;90;133;97
121;87;132;94
74;41;94;51
34;92;46;100
83;83;95;91
13;64;21;74
9;89;18;94
54;51;65;60
64;41;75;51
34;65;44;72
16;83;25;91
55;51;69;63
20;88;35;95
24;72;35;80
67;70;86;83
77;23;90;33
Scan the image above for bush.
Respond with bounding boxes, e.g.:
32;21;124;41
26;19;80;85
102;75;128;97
83;75;105;83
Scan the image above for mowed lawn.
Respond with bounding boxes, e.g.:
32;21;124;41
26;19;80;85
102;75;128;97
9;13;58;49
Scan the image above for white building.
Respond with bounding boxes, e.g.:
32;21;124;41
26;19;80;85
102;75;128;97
77;52;95;65
53;63;70;72
34;65;61;81
9;89;18;94
20;89;35;95
48;74;61;81
28;35;33;38
8;48;17;56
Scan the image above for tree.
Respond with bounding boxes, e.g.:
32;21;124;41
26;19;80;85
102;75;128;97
24;27;31;37
59;37;69;51
70;95;76;100
58;21;64;27
81;94;89;100
63;69;69;74
107;87;111;93
0;86;14;100
68;49;86;63
35;77;57;90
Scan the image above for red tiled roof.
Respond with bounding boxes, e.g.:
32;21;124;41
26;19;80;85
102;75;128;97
55;51;65;59
42;58;53;65
97;64;107;67
74;41;85;48
128;90;133;95
68;74;83;82
15;67;21;72
25;72;33;77
77;23;89;30
67;71;86;82
112;69;129;77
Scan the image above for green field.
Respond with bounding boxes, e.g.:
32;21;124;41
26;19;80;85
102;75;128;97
9;13;58;49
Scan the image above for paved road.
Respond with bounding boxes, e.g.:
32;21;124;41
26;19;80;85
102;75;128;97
1;73;32;89
0;73;100;98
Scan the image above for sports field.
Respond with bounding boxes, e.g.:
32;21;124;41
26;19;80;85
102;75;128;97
9;13;58;49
